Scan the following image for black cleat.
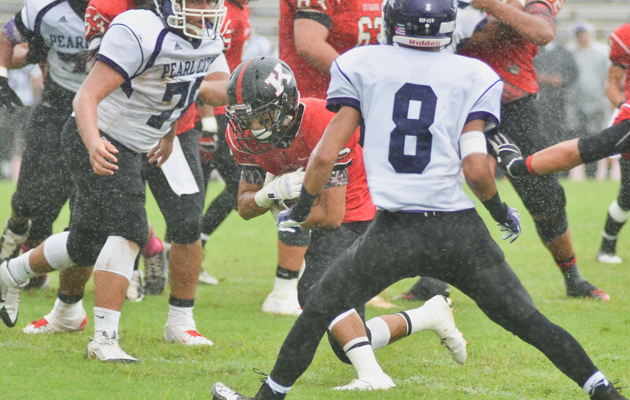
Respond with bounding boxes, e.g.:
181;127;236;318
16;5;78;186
566;279;610;301
591;382;627;400
394;277;451;301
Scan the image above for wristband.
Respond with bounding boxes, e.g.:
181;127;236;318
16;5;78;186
291;186;318;222
254;187;273;208
618;102;626;109
482;192;509;224
0;67;8;79
201;116;218;133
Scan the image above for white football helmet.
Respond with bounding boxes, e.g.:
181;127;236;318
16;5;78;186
154;0;227;40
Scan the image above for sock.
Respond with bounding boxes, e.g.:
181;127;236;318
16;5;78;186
7;218;29;235
583;371;608;395
365;317;391;351
51;297;83;325
6;251;35;285
167;301;195;327
94;307;121;339
557;257;584;282
399;300;448;337
142;232;163;257
57;290;84;305
343;337;385;380
272;266;299;294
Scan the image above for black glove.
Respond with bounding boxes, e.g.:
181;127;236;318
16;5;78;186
0;76;23;112
487;132;528;177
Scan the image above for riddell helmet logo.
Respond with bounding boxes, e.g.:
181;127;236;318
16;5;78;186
264;63;292;96
409;38;441;46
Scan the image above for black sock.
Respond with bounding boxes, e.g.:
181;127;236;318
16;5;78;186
556;257;583;283
276;266;300;280
169;296;194;308
600;214;625;254
57;290;84;304
7;218;29;235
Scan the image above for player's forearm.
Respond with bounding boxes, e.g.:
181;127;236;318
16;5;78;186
482;1;554;45
73;90;102;152
237;190;269;220
463;153;498;202
0;30;15;70
199;72;229;106
605;65;625;108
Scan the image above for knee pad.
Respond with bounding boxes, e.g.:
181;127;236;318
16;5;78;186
534;209;568;242
43;232;75;270
609;200;630;223
93;236;140;281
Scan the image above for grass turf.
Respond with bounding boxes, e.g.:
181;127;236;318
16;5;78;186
0;178;628;399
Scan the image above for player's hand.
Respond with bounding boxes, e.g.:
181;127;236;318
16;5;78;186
148;135;174;167
487;132;524;177
0;76;23;112
88;138;119;176
266;168;305;201
498;206;521;243
277;208;308;234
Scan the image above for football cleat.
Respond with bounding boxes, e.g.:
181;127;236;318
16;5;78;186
126;270;145;302
261;291;302;316
597;251;623;264
591;382;628;399
165;323;214;346
24;273;50;290
85;333;140;363
23;309;88;334
211;382;253;400
566;279;610;301
0;218;31;259
144;247;167;295
423;295;467;364
198;268;219;285
0;282;21;328
333;373;396;391
394;277;451;301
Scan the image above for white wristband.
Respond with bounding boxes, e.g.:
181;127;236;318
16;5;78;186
459;130;488;159
254;187;273;208
201;116;218;133
0;67;8;78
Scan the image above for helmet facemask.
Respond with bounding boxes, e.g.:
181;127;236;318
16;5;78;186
156;0;227;39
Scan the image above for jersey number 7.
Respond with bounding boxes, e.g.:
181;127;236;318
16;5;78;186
388;83;436;174
146;76;205;129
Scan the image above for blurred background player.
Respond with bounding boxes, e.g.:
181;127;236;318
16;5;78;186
225;56;466;390
197;0;251;286
596;22;630;264
455;0;609;300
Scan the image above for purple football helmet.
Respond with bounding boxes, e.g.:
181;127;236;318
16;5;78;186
383;0;457;48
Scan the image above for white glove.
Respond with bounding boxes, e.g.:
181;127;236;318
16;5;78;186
254;168;305;208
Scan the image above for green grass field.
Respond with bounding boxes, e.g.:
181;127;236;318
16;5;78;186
0;178;629;399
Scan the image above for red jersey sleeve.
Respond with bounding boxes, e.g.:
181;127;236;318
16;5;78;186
527;0;564;17
226;124;259;165
614;103;630;125
609;24;630;68
84;0;134;44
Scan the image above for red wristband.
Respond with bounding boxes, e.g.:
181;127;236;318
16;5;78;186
525;155;537;175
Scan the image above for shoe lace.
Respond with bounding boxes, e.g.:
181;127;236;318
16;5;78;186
144;253;163;281
253;368;269;384
611;379;624;393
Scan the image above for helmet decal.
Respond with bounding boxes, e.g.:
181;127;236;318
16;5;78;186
264;63;293;97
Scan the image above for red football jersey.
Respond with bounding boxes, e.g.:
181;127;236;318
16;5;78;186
278;0;383;99
226;98;375;223
609;23;630;101
614;102;630;125
458;1;557;104
85;0;197;134
215;0;251;116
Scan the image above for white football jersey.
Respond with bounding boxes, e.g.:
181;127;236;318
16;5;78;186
96;10;229;153
443;1;487;54
20;0;89;92
327;45;502;212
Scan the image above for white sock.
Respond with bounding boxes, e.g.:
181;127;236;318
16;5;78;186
267;376;291;395
366;317;391;351
94;307;121;339
167;305;195;327
399;302;444;336
583;371;608;395
343;337;385;380
52;298;83;318
272;276;298;294
6;251;35;284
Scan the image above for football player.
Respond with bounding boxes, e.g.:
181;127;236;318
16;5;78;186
595;23;630;264
224;56;467;390
457;0;610;300
0;0;229;361
212;1;626;398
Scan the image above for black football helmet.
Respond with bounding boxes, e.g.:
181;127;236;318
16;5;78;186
226;56;300;154
383;0;457;48
153;0;227;39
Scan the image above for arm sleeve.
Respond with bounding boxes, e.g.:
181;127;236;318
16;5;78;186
295;0;331;29
95;23;144;80
326;58;361;114
467;69;503;132
241;165;266;185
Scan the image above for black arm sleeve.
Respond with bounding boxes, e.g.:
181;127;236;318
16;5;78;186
295;10;331;29
578;120;630;164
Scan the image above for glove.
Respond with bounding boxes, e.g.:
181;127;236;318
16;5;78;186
277;207;308;234
487;132;524;177
0;76;23;112
254;168;305;208
498;206;521;243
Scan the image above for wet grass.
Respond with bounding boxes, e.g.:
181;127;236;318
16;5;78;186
0;178;628;399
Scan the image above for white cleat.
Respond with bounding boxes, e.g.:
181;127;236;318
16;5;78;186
424;295;467;364
0;281;21;328
0;218;31;259
211;382;251;400
126;270;145;302
23;309;88;334
85;334;139;363
333;374;396;391
165;323;214;346
261;291;302;316
198;269;219;285
597;252;623;264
